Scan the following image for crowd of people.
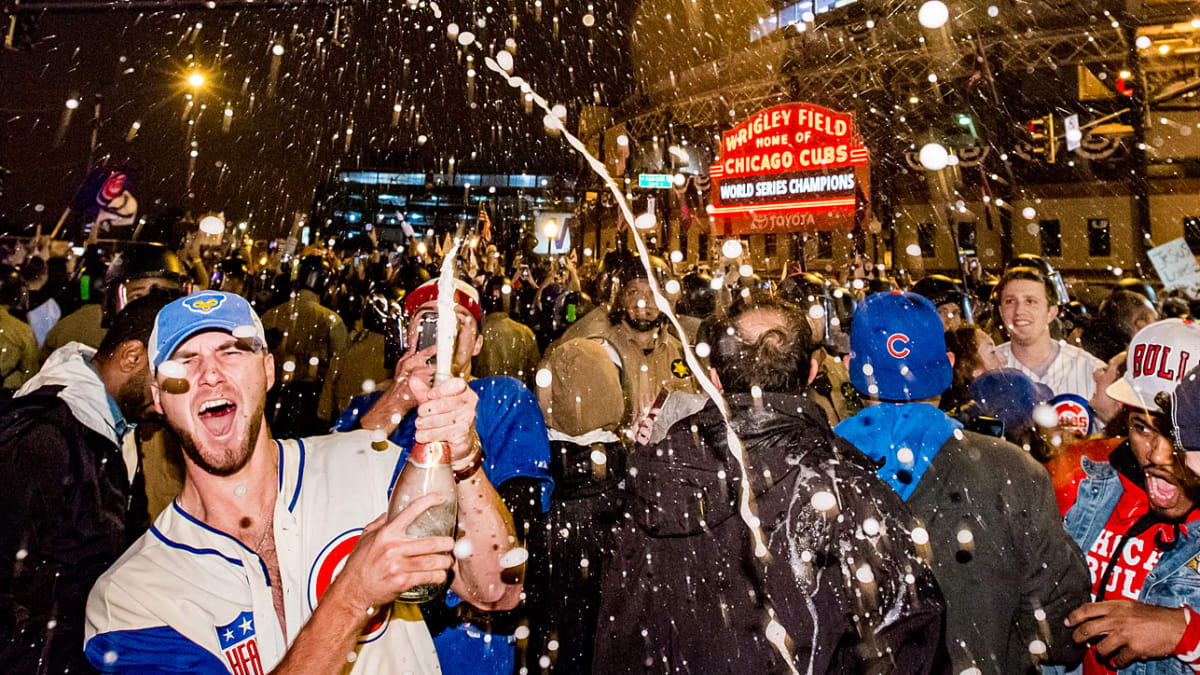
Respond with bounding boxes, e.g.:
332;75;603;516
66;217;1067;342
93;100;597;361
3;223;1200;675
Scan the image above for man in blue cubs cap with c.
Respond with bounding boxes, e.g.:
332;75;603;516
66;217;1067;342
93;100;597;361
835;291;1090;675
82;291;522;674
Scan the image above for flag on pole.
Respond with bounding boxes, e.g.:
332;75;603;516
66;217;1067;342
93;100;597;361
478;203;492;242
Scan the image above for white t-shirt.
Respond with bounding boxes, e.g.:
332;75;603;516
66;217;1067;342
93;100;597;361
996;340;1103;399
84;430;442;674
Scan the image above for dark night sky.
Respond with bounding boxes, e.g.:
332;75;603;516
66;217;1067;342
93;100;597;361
0;0;638;239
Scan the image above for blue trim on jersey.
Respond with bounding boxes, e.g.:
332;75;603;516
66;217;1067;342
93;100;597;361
85;625;229;673
171;501;272;586
276;439;285;492
149;525;244;570
290;438;306;512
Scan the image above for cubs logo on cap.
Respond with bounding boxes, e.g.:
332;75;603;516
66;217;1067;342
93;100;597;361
1108;318;1200;412
1050;394;1093;436
886;334;911;358
184;294;226;314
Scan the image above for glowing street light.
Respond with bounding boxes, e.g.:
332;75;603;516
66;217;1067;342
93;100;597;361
187;71;206;88
918;0;949;29
198;214;225;235
65;97;80;110
543;219;559;238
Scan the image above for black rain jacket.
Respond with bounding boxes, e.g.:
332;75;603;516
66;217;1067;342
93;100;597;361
592;392;949;674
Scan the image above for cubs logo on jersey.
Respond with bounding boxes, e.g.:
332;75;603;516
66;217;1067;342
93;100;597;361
216;610;264;675
309;529;391;643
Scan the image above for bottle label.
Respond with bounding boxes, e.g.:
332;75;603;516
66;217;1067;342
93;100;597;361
409;441;451;467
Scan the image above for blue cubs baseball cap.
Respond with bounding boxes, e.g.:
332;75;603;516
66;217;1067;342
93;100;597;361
148;291;266;373
848;291;952;402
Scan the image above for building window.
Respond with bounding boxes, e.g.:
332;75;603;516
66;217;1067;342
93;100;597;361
1039;219;1062;258
698;233;709;260
918;223;937;258
1185;217;1200;252
817;232;833;259
765;233;778;258
1088;218;1111;257
957;221;977;255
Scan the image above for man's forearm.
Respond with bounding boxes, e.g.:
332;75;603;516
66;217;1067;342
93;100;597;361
359;388;413;433
451;469;522;611
268;580;371;674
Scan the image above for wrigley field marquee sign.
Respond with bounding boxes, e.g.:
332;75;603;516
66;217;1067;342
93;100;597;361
709;103;870;235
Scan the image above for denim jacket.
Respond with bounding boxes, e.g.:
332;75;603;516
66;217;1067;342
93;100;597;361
1048;456;1200;675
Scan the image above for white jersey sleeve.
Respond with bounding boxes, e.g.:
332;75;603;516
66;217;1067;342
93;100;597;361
85;430;442;675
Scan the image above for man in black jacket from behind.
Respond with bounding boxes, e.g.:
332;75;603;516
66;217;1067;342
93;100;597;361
0;294;170;674
834;291;1090;674
593;293;948;674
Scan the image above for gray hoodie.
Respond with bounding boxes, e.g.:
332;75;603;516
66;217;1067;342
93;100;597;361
16;342;135;480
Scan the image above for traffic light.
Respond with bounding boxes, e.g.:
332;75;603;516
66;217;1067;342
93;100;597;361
4;2;37;51
1027;114;1057;164
1116;70;1135;97
956;113;978;138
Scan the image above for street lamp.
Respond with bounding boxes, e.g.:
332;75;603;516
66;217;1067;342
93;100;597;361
199;215;225;235
187;71;205;88
543;219;559;239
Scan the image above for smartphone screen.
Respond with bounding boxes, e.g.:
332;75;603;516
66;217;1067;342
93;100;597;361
415;313;439;353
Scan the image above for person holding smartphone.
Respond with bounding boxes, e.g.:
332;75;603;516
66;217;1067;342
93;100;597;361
334;278;553;675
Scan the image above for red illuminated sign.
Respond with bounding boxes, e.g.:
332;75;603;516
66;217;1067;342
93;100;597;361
709;103;870;235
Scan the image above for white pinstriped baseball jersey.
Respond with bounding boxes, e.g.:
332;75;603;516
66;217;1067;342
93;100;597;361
996;340;1104;400
84;430;441;674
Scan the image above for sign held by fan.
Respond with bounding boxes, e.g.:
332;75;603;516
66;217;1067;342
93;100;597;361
1148;238;1200;294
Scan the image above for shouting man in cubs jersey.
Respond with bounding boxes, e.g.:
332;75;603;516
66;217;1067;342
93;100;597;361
84;291;522;674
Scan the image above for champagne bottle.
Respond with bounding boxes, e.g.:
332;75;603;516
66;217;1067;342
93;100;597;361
387;440;458;603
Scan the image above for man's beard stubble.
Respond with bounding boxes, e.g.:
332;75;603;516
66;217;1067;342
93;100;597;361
624;313;664;334
115;368;155;422
175;398;267;478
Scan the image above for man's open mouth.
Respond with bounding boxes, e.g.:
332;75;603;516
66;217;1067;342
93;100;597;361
1146;469;1182;511
198;399;238;437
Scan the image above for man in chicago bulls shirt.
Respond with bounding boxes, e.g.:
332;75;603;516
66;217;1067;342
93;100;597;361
1056;319;1200;674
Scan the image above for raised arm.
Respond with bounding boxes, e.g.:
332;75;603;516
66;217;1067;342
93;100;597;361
411;377;524;611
